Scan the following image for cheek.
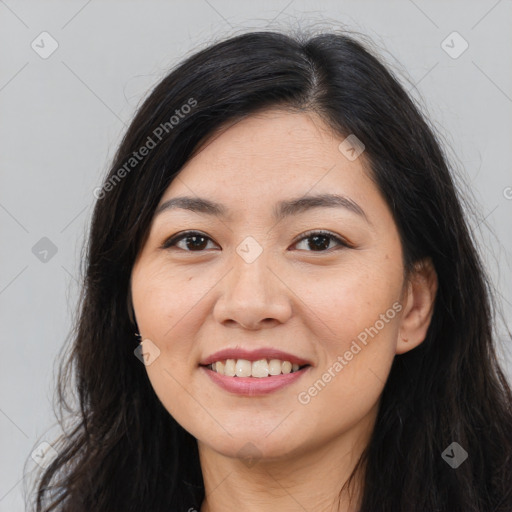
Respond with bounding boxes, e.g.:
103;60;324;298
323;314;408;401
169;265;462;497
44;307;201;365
131;266;204;428
296;283;400;422
295;258;402;384
132;263;208;339
296;257;402;334
130;268;199;398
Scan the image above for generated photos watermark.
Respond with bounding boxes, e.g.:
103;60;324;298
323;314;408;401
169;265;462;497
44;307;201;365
297;301;403;405
93;97;197;200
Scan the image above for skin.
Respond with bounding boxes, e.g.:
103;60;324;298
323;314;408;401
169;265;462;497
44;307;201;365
130;109;438;512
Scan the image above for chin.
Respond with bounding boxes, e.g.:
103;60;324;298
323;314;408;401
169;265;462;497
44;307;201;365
199;430;301;463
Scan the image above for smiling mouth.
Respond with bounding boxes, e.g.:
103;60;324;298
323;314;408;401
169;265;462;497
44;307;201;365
203;358;310;378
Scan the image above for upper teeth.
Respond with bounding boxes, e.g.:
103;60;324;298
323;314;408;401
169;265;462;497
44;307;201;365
209;359;302;378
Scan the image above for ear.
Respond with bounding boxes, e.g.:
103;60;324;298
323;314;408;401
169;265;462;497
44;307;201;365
396;257;438;355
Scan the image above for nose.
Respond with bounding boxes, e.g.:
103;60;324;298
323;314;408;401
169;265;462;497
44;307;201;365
213;249;293;330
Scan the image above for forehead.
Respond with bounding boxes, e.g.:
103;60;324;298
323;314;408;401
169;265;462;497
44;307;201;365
159;110;377;210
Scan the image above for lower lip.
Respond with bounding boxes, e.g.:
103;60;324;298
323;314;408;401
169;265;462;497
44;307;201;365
201;366;311;396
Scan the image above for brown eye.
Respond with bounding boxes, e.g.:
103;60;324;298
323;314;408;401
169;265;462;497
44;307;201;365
161;229;350;253
293;230;350;252
162;231;218;252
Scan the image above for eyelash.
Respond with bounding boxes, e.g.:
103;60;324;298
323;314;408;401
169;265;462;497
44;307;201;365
161;229;351;253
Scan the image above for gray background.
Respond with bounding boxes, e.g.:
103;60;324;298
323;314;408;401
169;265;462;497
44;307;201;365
1;1;511;510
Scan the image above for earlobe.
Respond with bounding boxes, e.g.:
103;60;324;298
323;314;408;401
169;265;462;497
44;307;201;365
396;258;438;355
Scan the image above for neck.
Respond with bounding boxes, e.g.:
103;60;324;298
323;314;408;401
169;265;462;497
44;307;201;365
198;411;375;512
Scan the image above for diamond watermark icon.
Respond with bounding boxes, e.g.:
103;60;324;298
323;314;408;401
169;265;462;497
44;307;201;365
441;441;468;468
134;338;161;366
338;134;365;161
31;441;58;469
441;32;468;59
236;236;263;264
31;31;59;59
237;442;262;468
32;237;58;263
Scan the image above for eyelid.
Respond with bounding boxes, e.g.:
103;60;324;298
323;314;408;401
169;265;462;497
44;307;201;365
291;229;352;250
160;230;217;250
161;229;352;252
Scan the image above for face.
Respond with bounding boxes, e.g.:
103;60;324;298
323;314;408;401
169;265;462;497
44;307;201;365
130;109;411;462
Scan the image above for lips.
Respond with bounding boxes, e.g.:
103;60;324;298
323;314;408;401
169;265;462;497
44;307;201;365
202;364;311;395
199;348;313;395
199;348;312;367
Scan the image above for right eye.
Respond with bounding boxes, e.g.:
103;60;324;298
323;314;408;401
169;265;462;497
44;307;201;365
161;231;220;252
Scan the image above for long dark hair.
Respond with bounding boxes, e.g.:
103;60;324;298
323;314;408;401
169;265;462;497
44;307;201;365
28;28;512;511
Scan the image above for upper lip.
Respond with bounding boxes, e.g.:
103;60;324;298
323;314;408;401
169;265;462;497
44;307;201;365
200;348;312;367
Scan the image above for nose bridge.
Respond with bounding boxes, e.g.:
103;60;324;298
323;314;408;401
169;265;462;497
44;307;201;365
213;237;292;328
231;243;272;297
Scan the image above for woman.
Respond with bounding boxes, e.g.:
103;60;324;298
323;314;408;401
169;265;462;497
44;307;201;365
31;29;512;512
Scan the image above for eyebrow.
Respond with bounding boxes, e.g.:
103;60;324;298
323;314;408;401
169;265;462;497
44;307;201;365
155;193;370;223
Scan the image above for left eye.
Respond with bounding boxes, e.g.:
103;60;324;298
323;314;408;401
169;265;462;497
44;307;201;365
293;230;349;252
161;230;349;252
